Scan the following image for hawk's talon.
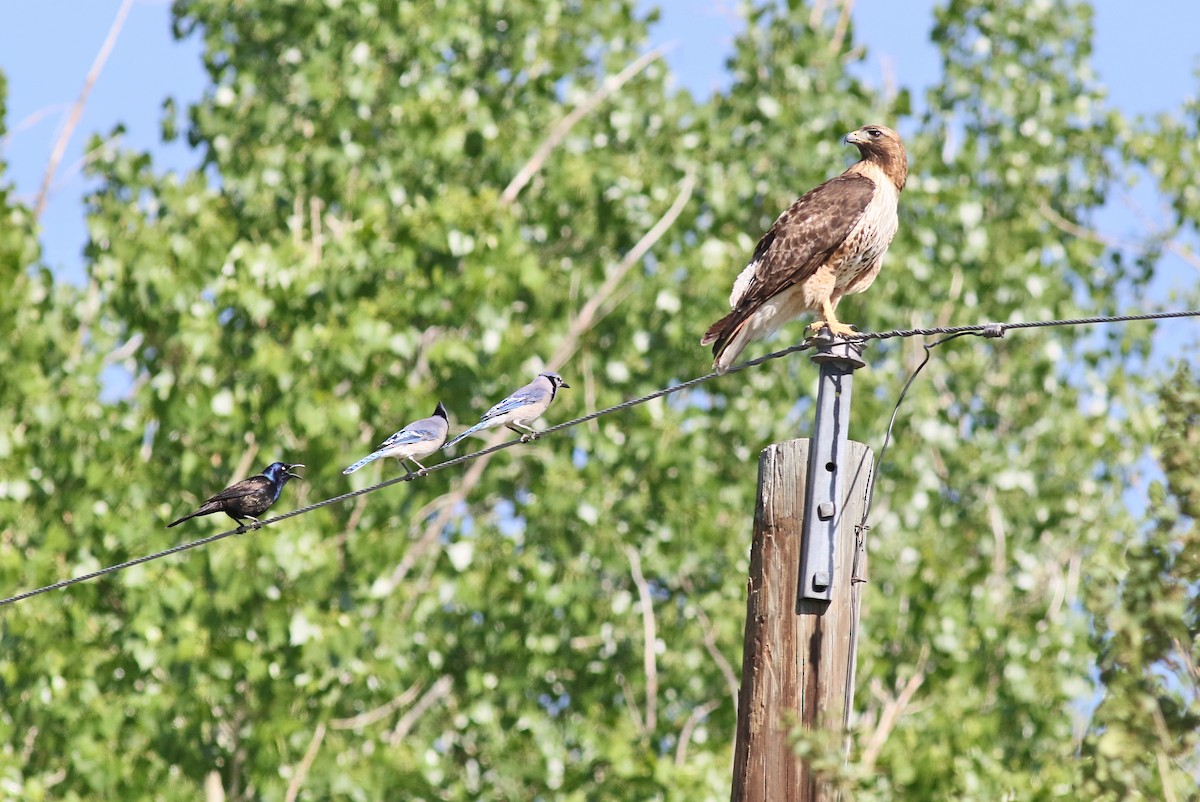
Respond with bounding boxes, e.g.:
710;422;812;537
807;320;859;339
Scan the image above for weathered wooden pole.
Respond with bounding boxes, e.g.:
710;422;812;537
730;336;873;802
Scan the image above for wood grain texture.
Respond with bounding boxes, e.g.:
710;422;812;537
731;439;873;802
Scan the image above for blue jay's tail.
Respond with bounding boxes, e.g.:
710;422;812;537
342;451;383;475
444;422;486;450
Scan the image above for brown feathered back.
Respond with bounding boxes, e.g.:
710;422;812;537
702;125;906;372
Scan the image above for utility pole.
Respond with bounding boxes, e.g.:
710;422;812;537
730;334;873;802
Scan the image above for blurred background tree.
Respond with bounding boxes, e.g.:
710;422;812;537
0;1;1197;799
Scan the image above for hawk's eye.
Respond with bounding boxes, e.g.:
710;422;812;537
867;128;881;138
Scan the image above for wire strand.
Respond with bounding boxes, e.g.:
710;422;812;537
2;308;1197;608
857;330;987;547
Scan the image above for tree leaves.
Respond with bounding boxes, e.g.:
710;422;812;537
1;1;1198;799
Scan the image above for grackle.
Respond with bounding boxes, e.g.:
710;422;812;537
167;461;304;530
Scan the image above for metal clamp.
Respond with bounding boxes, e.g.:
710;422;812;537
798;331;867;604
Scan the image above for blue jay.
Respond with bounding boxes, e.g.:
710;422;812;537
444;372;570;448
343;402;449;476
168;462;304;530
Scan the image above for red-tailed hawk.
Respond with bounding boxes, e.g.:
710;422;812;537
701;124;907;373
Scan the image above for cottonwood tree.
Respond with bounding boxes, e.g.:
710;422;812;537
0;2;1196;800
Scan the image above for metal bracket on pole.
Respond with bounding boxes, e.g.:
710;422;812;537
798;330;867;605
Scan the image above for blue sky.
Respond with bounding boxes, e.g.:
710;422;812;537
1;1;1198;290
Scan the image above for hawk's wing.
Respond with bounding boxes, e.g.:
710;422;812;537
729;173;876;315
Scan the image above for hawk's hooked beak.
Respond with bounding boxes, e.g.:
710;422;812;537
285;463;306;480
844;129;864;145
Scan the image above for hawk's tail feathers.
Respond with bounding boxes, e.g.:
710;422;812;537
702;310;753;375
699;310;735;347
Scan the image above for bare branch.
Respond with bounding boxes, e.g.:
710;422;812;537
879;53;897;104
51;130;126;195
829;0;856;55
984;488;1007;580
284;722;327;802
625;545;659;735
203;771;226;802
618;672;645;733
309;196;324;265
331;681;425;730
20;726;38;765
0;103;69;152
674;699;721;766
335;492;371;570
398;527;445;621
231;438;261;489
501;44;672;205
860;644;930;771
1039;200;1200;273
1120;195;1200;272
104;332;144;365
680;576;739;714
1171;636;1200;690
809;0;828;27
385;675;452;745
563;168;696;358
35;0;134;220
1150;704;1181;802
1039;201;1137;252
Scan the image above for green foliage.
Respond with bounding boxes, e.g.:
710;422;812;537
1076;362;1200;801
0;1;1197;799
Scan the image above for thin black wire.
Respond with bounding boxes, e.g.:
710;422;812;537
2;309;1197;608
855;330;994;549
845;308;1200;344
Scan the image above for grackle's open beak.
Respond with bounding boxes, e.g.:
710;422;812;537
285;463;306;480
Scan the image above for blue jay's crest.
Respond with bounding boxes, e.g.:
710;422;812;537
444;372;570;448
343;402;450;475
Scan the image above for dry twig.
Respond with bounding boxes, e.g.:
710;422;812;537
284;722;327;802
385;675;452;745
500;45;672;205
625;545;659;734
674;699;721;766
860;644;930;771
35;0;134;219
680;576;740;714
331;681;426;730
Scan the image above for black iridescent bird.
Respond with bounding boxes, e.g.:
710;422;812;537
167;462;304;530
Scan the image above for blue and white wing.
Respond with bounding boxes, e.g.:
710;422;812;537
480;388;541;422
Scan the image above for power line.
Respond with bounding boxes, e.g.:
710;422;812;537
2;308;1198;608
857;329;995;546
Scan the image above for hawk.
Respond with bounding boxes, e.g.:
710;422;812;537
701;124;907;372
